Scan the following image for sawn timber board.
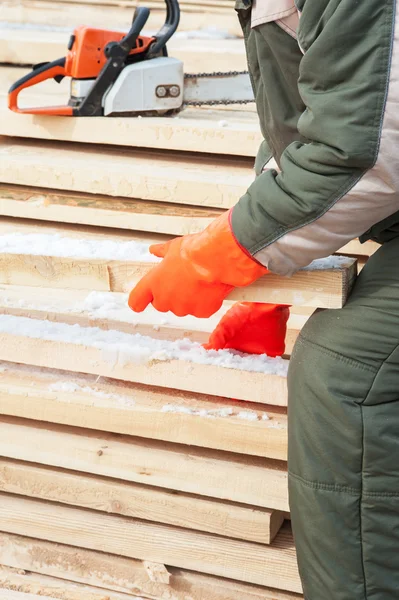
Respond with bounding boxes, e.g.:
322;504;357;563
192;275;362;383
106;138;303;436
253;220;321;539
0;138;254;208
0;185;222;235
0;283;306;355
0;101;261;157
0;459;284;544
0;533;302;600
0;361;288;459
0;184;380;259
0;27;248;73
0;219;357;308
0;416;288;510
0;2;244;35
0;314;290;405
0;493;300;590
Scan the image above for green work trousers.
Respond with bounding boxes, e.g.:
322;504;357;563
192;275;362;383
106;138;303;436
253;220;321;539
237;6;399;598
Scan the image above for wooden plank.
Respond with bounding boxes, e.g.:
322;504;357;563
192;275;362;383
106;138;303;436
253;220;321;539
0;417;289;510
0;28;248;72
0;591;61;600
0;459;284;544
0;1;243;35
0;569;134;600
0;251;355;306
0;138;254;208
0;361;288;459
0;283;304;353
338;239;380;257
0;184;222;235
0;99;260;157
0;185;375;268
0;316;289;406
0;219;357;308
0;533;303;600
0;493;301;590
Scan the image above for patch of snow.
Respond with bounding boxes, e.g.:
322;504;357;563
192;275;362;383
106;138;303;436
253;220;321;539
236;410;259;421
0;233;159;262
161;404;269;421
0;315;289;376
304;256;352;271
48;380;135;407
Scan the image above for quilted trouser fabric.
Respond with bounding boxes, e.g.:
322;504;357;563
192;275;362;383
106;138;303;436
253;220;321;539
288;237;399;599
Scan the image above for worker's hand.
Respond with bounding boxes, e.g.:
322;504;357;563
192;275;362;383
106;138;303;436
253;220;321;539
203;302;290;356
128;211;268;318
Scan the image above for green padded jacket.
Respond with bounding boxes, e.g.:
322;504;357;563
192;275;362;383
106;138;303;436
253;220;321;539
232;0;399;276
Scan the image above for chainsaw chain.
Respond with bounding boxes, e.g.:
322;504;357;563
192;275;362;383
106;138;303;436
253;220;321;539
183;70;254;106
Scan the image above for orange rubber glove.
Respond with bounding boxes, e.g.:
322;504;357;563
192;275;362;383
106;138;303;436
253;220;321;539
128;211;268;318
203;302;290;356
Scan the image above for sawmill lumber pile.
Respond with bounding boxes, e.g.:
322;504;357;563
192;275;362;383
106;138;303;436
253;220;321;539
0;9;379;600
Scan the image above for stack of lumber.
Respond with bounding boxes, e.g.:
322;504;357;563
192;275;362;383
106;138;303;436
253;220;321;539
0;0;243;36
0;9;379;600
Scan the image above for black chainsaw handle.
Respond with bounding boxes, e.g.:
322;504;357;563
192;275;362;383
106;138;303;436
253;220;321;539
148;0;180;57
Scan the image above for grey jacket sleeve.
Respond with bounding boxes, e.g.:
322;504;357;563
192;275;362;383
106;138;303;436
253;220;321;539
232;0;399;275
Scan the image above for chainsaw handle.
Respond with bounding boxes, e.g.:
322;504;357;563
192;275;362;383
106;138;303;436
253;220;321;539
148;0;180;57
8;57;73;115
120;7;151;53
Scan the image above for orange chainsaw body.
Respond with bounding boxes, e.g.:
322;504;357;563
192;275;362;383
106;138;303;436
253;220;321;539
8;5;163;116
65;26;154;79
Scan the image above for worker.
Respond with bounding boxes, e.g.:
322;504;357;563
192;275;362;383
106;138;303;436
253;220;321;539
129;1;399;598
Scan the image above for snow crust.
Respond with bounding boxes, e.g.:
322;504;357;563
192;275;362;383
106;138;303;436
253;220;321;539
0;233;159;262
161;403;269;421
0;315;289;376
48;380;136;406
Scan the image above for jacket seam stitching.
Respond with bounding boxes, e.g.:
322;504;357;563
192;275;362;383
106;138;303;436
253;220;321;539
359;405;367;599
296;335;378;373
288;470;360;495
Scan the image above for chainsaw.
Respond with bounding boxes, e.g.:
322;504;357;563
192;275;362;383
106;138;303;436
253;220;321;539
8;0;254;117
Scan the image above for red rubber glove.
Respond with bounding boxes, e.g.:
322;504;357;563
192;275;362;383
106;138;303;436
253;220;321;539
203;302;290;356
128;211;268;318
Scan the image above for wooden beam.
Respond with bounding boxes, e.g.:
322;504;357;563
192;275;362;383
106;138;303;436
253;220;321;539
0;568;134;600
0;313;289;405
0;186;376;267
0;459;284;544
0;185;221;235
0;137;254;208
0;99;260;157
338;239;380;257
0;28;248;73
0;282;305;354
0;493;301;590
0;1;244;35
0;361;288;459
0;220;357;307
0;417;289;510
0;533;303;600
